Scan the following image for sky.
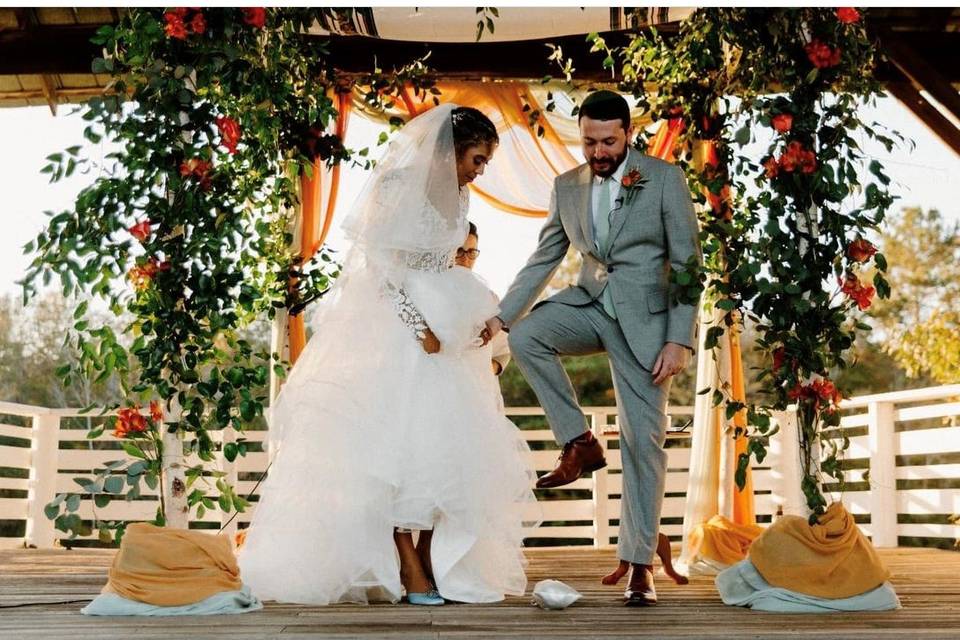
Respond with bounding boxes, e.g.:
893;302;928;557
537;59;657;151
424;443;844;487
1;93;959;303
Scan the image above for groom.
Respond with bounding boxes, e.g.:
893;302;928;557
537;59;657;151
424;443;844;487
483;91;701;606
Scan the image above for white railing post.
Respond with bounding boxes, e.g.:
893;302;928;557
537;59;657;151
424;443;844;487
25;412;59;548
867;401;897;547
769;409;807;517
590;410;613;549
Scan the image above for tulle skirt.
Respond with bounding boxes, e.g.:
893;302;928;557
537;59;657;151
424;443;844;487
238;265;539;604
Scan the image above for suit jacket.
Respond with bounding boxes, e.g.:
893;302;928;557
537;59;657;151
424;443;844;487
498;148;702;371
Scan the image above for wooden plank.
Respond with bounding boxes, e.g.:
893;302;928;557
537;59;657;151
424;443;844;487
0;445;31;469
897;428;960;456
0;477;29;491
896;402;960;424
885;35;960;124
897;523;959;539
887;73;960;158
0;423;31;440
897;463;960;481
898;489;960;514
0;498;27;519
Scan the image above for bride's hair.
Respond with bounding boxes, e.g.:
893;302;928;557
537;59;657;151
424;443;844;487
451;107;498;158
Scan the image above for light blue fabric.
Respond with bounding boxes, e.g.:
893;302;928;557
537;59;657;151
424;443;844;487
80;585;263;616
716;559;900;613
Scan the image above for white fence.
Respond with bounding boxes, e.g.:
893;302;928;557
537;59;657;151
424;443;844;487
1;385;958;550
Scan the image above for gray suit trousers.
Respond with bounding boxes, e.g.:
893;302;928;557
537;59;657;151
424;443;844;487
509;299;670;565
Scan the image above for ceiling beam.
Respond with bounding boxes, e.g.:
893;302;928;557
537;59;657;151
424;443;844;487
882;34;960;123
885;68;960;158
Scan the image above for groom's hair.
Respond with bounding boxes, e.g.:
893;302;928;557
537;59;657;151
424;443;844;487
451;107;499;158
579;90;631;131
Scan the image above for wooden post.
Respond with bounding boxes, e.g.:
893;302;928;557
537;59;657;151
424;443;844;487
867;401;898;547
161;428;189;530
590;410;613;549
25;412;59;548
769;410;807;517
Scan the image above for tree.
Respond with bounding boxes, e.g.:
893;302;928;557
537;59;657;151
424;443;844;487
869;207;960;383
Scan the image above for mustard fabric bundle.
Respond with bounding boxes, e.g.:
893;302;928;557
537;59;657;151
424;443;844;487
688;514;763;566
103;523;242;606
749;502;890;599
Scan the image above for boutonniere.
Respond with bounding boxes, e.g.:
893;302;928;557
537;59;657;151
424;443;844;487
617;167;648;206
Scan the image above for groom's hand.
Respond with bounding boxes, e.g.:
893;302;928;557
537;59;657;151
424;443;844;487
652;342;691;385
479;316;504;346
421;328;441;354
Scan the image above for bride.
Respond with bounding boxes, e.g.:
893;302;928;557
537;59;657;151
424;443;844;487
238;104;539;606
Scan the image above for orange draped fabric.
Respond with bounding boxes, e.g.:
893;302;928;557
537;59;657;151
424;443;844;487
288;92;353;364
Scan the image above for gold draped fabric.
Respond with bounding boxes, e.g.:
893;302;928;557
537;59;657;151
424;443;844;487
102;523;241;607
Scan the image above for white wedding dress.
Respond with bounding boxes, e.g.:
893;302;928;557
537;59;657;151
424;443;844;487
238;105;538;605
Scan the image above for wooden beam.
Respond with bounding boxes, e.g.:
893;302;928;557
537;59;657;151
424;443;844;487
885;69;960;158
883;34;960;123
38;73;58;115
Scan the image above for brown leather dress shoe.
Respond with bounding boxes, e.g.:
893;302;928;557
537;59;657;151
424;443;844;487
624;564;657;606
535;431;607;489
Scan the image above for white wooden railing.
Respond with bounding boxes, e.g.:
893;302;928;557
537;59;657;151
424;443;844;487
1;385;958;550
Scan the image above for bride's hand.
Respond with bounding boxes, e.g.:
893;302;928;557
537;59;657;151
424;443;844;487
421;327;441;354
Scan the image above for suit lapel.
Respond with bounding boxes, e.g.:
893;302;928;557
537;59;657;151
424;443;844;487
605;148;644;254
574;164;595;252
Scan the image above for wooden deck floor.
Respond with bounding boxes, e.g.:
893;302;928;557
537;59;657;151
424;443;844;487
1;546;959;639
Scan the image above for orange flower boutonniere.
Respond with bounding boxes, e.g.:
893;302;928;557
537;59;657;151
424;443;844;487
617;167;648;206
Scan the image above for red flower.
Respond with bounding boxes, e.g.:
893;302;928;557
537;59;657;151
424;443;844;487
777;141;817;175
847;238;877;263
164;12;188;40
179;157;212;189
805;39;842;69
772;347;786;374
621;169;643;188
840;273;875;311
171;7;189;18
216;116;242;154
128;220;151;242
771;113;793;134
115;406;149;439
242;7;267;28
189;12;206;35
763;156;779;179
150;400;164;424
836;8;861;24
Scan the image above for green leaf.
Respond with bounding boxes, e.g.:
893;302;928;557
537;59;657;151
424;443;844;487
104;475;124;494
66;494;81;512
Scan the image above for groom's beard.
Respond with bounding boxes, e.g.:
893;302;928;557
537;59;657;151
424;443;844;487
589;148;628;178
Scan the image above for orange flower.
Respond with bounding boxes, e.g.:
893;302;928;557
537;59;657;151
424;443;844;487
128;257;170;291
128;220;151;242
777;141;817;174
839;273;875;311
242;7;267;28
235;529;248;548
847;238;877;263
805;39;842;69
150;400;164;424
189;12;206;35
763;156;779;179
114;405;149;438
164;12;188;40
836;8;861;24
216;116;242;155
771;113;793;134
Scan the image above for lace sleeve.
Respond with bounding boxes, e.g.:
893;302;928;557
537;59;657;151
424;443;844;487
383;280;429;341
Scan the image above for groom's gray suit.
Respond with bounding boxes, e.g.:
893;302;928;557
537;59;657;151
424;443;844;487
498;147;701;565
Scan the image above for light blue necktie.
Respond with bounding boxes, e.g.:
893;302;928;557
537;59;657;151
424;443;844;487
594;178;617;319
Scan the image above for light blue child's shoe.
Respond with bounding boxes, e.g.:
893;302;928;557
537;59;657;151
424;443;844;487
406;589;444;606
